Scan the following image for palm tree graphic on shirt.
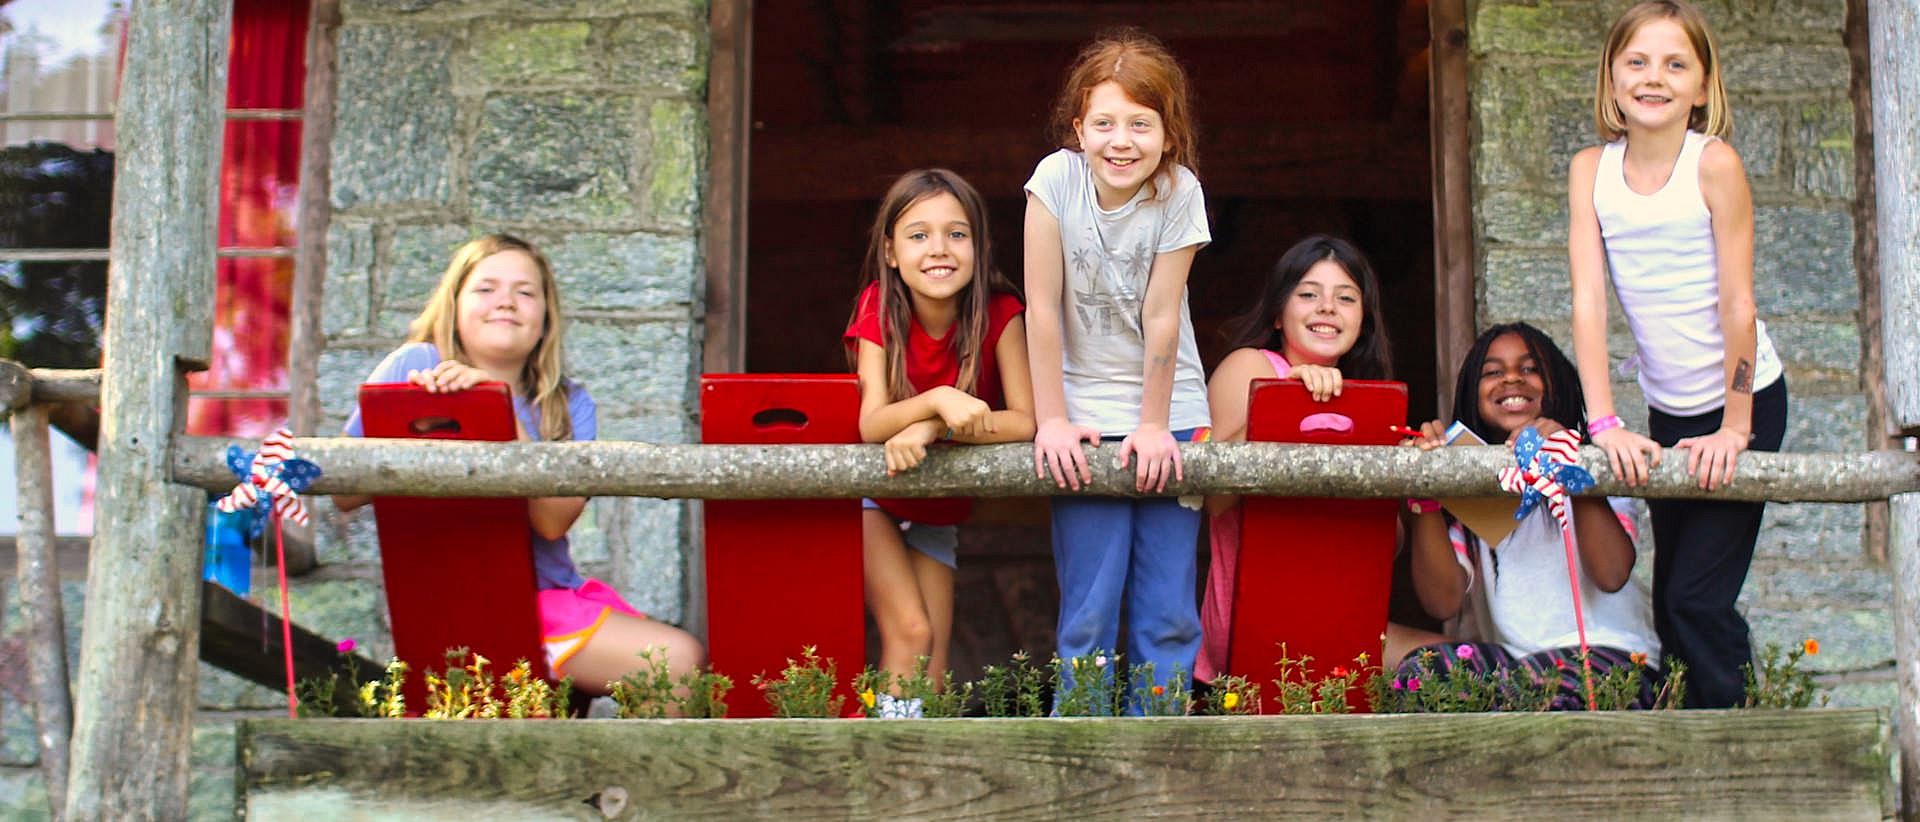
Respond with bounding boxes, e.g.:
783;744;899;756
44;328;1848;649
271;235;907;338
1071;240;1151;337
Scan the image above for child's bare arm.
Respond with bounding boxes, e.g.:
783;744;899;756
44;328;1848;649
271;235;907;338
1682;139;1759;490
949;317;1036;444
1024;193;1100;489
1120;244;1199;493
852;339;985;442
1568;145;1660;486
1570;497;1635;592
1404;503;1468;621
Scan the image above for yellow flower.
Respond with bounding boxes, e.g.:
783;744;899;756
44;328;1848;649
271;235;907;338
1803;639;1820;656
860;689;876;709
1222;692;1240;710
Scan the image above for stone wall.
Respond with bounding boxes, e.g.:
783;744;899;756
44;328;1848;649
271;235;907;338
314;0;712;662
1470;0;1887;703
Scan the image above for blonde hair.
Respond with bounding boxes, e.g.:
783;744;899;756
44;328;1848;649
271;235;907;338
1593;0;1732;142
408;233;573;441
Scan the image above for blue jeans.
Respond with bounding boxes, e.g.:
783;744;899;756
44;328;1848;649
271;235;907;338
1051;428;1203;714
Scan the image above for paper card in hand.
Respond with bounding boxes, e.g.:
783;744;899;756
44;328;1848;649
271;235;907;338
1436;421;1522;546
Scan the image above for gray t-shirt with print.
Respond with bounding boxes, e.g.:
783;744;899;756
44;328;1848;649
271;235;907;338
1024;148;1211;435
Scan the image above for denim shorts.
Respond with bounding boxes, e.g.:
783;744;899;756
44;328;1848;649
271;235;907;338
862;498;959;569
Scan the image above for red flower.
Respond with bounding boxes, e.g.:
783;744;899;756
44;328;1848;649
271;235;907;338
1331;666;1349;678
1152;685;1166;696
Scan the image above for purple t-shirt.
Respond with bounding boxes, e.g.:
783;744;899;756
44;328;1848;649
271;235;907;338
342;342;597;590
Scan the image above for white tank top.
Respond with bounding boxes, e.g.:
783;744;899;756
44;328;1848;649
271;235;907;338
1593;131;1781;416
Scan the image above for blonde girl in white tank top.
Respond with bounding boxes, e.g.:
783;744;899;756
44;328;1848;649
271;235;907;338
1567;0;1768;492
1567;0;1791;710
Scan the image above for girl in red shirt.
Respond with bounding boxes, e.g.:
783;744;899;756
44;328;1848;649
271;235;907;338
843;169;1035;717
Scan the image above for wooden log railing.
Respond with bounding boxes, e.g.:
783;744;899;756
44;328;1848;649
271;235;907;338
170;435;1920;504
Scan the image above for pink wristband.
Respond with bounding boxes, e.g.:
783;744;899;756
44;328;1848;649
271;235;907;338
1407;498;1441;515
1588;415;1623;436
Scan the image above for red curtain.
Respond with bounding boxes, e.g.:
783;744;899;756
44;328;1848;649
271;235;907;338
186;0;308;436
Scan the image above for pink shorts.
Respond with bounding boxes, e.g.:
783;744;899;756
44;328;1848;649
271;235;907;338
538;578;644;676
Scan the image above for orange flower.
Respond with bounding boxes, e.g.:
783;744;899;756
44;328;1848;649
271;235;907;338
1152;685;1165;696
1803;639;1820;656
1629;652;1648;667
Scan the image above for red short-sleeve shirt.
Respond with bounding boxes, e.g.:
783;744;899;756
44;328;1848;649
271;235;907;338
844;282;1024;525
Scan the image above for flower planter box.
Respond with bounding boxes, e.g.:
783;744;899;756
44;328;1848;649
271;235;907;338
238;709;1890;819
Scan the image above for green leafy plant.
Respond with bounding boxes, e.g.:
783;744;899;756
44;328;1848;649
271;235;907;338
751;645;845;718
1743;639;1827;709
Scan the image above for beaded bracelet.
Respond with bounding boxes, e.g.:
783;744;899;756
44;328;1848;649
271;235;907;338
1588;414;1624;436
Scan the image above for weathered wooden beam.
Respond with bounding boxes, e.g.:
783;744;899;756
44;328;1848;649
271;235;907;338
172;435;1920;504
11;405;72;822
1874;0;1920;435
1870;0;1920;814
1894;493;1920;822
65;1;231;818
239;711;1891;819
199;581;383;716
0;360;28;412
285;0;338;437
26;369;102;406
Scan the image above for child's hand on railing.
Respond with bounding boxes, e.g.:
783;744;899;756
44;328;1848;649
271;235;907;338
884;420;944;476
1590;425;1662;488
1034;417;1101;490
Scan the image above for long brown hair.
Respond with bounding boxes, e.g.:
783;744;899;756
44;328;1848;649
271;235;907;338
408;233;574;441
847;169;1016;403
1220;234;1393;380
1593;0;1731;141
1048;27;1200;198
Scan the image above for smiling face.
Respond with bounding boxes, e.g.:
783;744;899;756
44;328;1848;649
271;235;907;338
1074;81;1167;210
454;249;547;369
1277;259;1364;368
1609;17;1708;136
1476;332;1546;436
885;192;976;308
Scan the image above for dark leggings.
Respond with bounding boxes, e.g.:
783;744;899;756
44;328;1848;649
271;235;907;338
1646;378;1789;708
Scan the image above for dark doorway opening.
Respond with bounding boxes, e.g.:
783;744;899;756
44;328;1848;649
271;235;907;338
742;1;1440;676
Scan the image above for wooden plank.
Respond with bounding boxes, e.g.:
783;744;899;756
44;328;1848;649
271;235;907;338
1427;0;1475;419
702;0;751;375
1895;493;1920;818
11;405;72;821
64;0;232;818
1872;0;1920;434
0;360;27;411
1869;0;1920;811
170;435;1920;503
238;711;1892;819
286;0;339;438
27;369;102;406
198;581;384;712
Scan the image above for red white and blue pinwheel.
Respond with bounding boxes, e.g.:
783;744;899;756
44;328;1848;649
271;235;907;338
215;428;322;539
1497;426;1594;530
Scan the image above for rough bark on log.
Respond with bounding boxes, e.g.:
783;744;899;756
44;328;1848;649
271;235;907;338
64;2;230;819
1895;494;1920;821
26;369;102;406
0;360;28;411
11;406;71;821
285;0;337;436
1874;0;1920;433
172;436;1920;503
238;711;1891;819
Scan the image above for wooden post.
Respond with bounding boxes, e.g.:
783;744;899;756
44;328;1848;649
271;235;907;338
11;405;72;821
64;1;231;819
285;0;339;437
1870;0;1920;815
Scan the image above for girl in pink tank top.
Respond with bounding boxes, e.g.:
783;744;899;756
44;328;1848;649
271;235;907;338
1196;234;1394;683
